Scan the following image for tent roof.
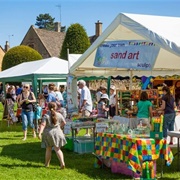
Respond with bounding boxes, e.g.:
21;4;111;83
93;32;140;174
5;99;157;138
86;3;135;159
0;57;68;82
70;13;180;77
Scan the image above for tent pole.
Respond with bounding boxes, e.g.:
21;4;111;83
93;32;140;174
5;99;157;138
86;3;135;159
107;76;111;97
2;82;6;97
129;70;133;90
67;48;70;72
107;76;111;118
39;79;42;94
32;75;37;98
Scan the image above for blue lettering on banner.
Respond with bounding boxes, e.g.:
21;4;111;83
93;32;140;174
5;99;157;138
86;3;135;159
94;40;160;70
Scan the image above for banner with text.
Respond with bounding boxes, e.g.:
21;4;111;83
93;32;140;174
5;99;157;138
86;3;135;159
67;75;78;114
94;40;160;70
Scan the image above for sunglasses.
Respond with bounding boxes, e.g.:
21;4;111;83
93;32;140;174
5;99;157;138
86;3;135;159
23;86;29;89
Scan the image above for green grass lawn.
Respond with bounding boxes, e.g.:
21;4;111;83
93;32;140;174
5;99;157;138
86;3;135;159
0;103;180;180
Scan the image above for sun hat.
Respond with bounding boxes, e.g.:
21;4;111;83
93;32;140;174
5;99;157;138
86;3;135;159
78;80;86;86
100;94;109;100
100;85;107;90
110;85;116;90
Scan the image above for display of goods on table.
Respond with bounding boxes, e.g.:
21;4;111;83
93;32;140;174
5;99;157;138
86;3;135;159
94;118;120;133
71;120;95;128
150;115;163;139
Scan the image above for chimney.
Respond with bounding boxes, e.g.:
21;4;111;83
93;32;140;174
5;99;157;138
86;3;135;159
4;41;10;52
95;20;102;37
54;22;61;32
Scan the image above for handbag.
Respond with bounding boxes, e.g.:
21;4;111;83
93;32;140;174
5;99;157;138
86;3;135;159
32;103;37;112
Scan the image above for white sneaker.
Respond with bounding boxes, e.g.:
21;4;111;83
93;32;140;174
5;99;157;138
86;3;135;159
84;134;91;137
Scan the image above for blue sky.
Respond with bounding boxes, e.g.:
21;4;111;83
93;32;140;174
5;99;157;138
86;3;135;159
1;0;180;48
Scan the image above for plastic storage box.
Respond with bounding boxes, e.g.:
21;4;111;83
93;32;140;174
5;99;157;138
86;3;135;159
74;137;94;154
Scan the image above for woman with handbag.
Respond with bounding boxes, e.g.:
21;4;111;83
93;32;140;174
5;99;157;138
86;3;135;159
19;84;36;140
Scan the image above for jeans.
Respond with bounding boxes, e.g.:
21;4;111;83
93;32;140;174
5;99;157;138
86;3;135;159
163;112;175;138
21;110;34;131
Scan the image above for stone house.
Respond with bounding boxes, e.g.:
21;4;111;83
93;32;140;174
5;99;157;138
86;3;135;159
0;45;6;71
89;20;103;44
21;21;103;59
21;22;65;59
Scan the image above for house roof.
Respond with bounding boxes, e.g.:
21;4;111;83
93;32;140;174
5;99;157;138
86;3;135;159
70;13;180;77
0;46;5;53
21;26;65;57
0;46;5;71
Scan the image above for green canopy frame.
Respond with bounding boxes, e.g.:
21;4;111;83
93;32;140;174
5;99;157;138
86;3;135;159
0;73;67;98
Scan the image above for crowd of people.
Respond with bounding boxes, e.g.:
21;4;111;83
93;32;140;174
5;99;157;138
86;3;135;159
0;81;177;169
1;83;67;169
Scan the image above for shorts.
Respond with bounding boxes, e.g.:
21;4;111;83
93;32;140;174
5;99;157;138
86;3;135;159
82;110;91;117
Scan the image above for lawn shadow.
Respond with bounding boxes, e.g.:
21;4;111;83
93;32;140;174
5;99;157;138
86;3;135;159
0;162;43;169
0;141;45;163
62;149;134;180
0;141;131;179
1;141;180;180
0;120;22;132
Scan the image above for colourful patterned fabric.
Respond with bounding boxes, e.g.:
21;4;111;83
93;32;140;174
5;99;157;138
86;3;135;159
95;133;173;174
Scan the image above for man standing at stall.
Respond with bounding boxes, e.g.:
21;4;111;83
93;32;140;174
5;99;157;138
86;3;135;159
78;80;93;136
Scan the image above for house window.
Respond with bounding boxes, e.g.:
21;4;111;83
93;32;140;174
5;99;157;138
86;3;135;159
28;44;34;49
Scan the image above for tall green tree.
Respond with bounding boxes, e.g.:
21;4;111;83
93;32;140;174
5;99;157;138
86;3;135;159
2;45;42;70
35;13;55;30
60;23;90;60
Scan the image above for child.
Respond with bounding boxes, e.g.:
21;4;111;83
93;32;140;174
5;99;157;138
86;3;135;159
97;94;109;118
57;103;67;119
33;104;42;133
38;93;46;109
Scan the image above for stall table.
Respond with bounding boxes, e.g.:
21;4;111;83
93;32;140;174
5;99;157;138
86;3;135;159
167;131;180;171
112;116;137;129
167;113;180;144
95;133;173;176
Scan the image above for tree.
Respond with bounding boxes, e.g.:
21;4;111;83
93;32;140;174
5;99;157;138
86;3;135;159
35;13;55;30
2;45;43;70
60;23;90;60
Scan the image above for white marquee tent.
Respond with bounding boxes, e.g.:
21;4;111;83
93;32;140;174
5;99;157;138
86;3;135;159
0;57;68;96
70;13;180;77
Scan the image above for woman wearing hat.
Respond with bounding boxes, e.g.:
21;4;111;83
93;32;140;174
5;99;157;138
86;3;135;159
97;94;109;118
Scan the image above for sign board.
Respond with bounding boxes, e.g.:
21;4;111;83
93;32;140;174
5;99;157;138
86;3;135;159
95;122;109;133
94;40;160;70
